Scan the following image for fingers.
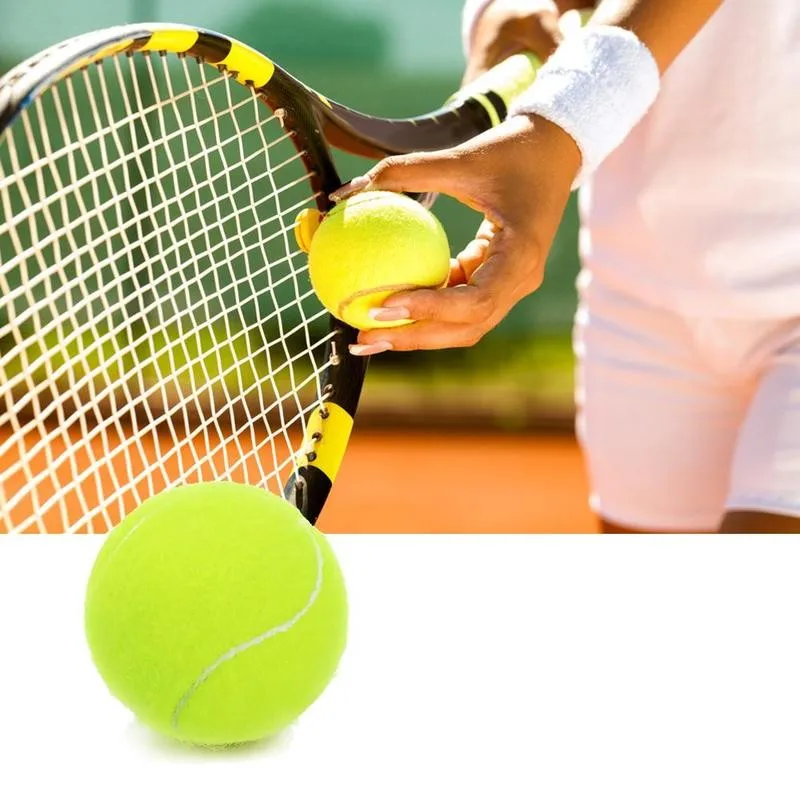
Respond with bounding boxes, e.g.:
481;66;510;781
475;218;498;241
460;237;491;264
330;115;555;229
355;321;487;353
448;218;498;285
558;9;585;37
454;237;491;281
331;151;465;202
324;111;570;354
350;340;393;357
330;148;505;220
460;42;522;85
447;258;467;288
458;240;489;273
378;283;497;326
348;229;544;353
351;282;496;353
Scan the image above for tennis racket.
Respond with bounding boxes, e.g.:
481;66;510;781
0;23;540;533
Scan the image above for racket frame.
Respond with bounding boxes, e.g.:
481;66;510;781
0;24;539;526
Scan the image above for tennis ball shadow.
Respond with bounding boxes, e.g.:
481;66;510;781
124;717;295;759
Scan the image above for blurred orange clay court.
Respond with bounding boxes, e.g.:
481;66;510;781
0;426;594;534
319;431;595;534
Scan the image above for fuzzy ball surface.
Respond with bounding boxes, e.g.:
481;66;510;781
84;482;348;747
308;190;450;329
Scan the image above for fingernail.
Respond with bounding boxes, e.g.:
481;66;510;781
330;175;370;202
369;306;410;322
349;341;393;357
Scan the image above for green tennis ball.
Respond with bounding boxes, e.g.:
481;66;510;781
308;190;450;330
84;482;348;747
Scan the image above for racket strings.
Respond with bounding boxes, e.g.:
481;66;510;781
0;51;332;533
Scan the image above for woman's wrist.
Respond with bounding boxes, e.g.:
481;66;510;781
511;114;582;202
482;114;582;224
509;24;661;187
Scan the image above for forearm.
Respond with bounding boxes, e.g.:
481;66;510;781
461;0;725;189
464;0;725;72
505;0;723;187
588;0;724;72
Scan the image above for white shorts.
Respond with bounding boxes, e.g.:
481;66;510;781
573;274;800;531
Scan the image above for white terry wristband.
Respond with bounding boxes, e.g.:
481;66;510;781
509;25;661;188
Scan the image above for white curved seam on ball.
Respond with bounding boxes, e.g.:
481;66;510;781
337;280;445;317
105;518;147;562
170;528;324;731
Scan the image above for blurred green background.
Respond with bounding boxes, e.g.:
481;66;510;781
0;0;581;429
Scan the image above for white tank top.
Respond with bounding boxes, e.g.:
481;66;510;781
580;0;800;318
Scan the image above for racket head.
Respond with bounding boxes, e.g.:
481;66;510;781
0;24;538;533
0;25;366;531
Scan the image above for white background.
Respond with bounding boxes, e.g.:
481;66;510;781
1;535;799;800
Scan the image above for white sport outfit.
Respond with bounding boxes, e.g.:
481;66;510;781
464;0;800;529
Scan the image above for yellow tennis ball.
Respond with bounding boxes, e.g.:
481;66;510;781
308;190;450;330
85;482;348;747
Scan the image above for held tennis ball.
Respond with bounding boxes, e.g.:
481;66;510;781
308;190;450;330
84;482;348;747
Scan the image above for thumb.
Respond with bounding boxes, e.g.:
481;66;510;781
330;150;473;204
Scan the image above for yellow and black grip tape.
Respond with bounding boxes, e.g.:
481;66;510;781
447;7;593;126
447;53;542;127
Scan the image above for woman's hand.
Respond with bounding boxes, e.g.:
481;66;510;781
331;114;581;356
463;0;565;83
328;1;591;356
